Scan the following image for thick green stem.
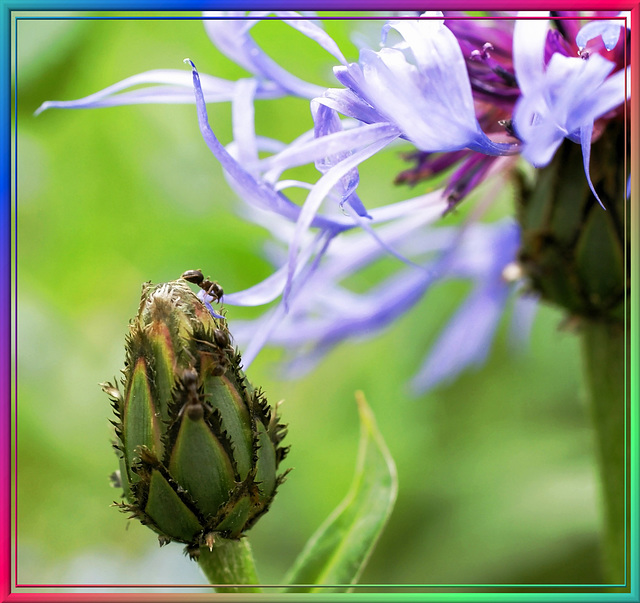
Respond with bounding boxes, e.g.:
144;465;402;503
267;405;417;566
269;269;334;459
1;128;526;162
581;320;628;584
197;538;262;593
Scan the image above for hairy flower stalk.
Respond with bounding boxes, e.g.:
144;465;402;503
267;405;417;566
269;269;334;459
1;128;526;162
516;117;629;583
102;272;289;586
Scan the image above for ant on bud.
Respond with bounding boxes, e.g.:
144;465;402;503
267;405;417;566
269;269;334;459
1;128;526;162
181;269;224;302
213;328;231;350
179;368;206;421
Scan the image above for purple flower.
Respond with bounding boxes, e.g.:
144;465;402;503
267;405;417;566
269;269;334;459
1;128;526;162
319;14;515;156
38;12;628;392
511;12;629;206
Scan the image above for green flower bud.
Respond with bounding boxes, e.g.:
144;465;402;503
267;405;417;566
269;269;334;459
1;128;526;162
102;272;289;558
515;120;628;323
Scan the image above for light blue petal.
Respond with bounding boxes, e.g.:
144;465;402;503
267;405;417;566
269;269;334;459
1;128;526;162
576;20;624;51
327;20;515;156
241;231;335;366
317;85;389;127
580;122;606;209
224;230;325;307
387;19;476;123
231;78;259;168
312;103;361;208
185;59;344;232
569;66;629;130
356;47;479;151
341;204;418;268
283;124;400;303
514;51;620;169
258;121;397;176
512;13;549;96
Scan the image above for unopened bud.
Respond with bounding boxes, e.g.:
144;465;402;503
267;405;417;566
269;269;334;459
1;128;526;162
103;273;289;557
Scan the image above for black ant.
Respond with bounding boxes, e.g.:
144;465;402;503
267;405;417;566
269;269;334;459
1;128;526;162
192;331;233;377
181;269;224;302
179;368;205;421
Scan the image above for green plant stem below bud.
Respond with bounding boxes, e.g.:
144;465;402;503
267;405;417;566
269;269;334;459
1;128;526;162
581;320;629;584
197;538;262;593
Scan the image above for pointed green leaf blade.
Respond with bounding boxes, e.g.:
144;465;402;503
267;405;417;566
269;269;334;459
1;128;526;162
168;413;236;518
204;374;254;480
144;469;203;543
123;358;161;472
283;392;397;593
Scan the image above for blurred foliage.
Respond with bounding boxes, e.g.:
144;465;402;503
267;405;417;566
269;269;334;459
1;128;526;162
15;13;601;589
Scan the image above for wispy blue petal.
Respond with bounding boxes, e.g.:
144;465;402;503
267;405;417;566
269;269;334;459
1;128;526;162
284;125;401;302
579;122;605;209
231;78;259;168
576;65;629;124
185;59;345;232
223;229;324;307
241;230;335;367
312;103;362;213
35;69;281;115
258;121;398;176
277;12;347;65
316;86;390;127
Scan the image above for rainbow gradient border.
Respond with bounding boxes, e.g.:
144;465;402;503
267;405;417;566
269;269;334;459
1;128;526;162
3;2;639;601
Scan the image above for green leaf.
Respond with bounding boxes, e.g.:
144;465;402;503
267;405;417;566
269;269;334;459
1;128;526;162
205;374;254;480
283;391;397;593
144;469;203;543
168;414;236;518
123;358;161;473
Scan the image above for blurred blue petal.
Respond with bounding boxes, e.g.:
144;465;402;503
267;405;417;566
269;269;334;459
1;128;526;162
411;283;509;392
411;220;520;392
508;291;540;348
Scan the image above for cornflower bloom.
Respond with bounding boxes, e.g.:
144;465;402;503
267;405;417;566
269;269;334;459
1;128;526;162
38;11;630;392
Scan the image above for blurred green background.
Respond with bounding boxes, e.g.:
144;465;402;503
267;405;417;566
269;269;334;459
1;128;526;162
16;13;603;590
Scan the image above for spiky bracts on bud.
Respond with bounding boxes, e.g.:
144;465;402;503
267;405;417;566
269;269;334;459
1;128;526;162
515;120;629;324
102;276;289;558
